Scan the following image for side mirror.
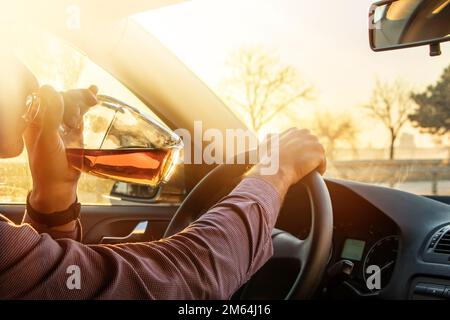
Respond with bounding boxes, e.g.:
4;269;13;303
369;0;450;56
109;163;186;204
111;182;161;204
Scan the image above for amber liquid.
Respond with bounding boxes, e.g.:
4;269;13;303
66;148;175;187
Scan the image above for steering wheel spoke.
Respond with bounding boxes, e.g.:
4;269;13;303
272;228;306;261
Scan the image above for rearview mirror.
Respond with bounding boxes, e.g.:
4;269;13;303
369;0;450;56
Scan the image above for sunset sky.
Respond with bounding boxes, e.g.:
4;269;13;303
135;0;450;148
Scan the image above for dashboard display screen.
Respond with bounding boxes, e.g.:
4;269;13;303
341;239;366;261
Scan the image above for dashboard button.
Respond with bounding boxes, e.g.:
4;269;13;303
426;284;445;297
444;288;450;299
414;283;428;294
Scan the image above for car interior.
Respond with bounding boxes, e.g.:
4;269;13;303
1;0;450;300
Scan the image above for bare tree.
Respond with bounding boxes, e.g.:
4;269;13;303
222;47;313;134
364;79;416;160
312;111;359;160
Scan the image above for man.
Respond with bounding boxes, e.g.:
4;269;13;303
0;54;326;299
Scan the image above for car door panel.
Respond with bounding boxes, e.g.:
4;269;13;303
0;204;178;244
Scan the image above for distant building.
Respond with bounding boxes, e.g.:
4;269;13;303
398;133;416;149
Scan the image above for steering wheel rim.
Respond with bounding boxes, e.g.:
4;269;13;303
165;162;333;300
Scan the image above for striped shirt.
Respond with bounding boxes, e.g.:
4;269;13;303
0;178;281;300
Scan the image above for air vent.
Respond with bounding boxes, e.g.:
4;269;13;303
434;229;450;254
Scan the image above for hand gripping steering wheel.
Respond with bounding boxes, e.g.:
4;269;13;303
165;161;333;300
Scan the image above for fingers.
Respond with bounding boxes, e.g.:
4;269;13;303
63;86;99;129
318;157;327;176
310;141;327;176
23;85;64;156
305;133;326;176
63;86;98;107
25;85;98;149
38;85;64;131
26;85;99;131
279;127;327;179
89;85;99;95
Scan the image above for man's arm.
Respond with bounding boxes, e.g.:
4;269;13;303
1;177;281;300
21;86;98;239
4;128;325;300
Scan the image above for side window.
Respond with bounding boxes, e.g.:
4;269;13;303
0;32;185;205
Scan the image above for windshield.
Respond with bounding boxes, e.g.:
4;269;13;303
134;0;450;196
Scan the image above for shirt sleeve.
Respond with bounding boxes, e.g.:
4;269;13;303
0;178;282;300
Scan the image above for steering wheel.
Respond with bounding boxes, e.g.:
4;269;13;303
165;161;333;300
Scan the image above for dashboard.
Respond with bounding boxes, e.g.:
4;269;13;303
275;178;450;299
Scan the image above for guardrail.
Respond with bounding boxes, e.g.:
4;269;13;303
1;159;450;197
328;159;450;195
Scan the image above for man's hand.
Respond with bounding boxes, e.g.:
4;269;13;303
247;128;326;199
24;85;98;220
